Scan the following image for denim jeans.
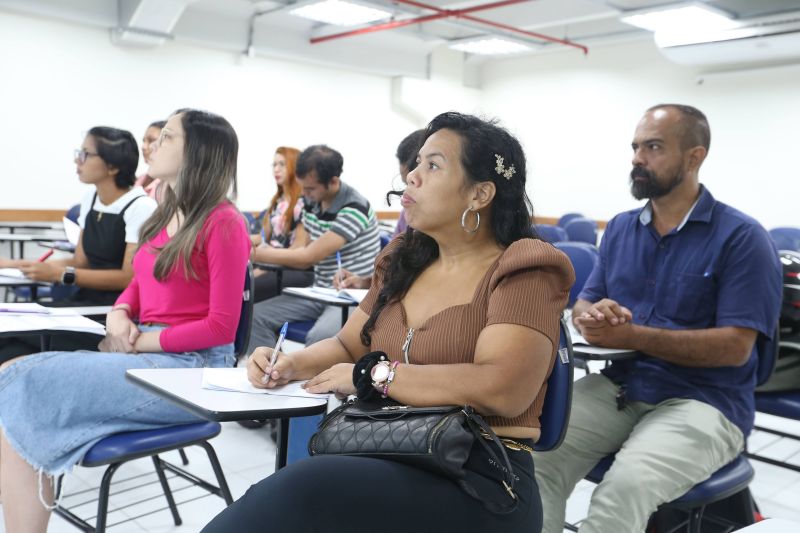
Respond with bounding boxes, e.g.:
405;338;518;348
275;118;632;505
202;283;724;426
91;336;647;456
0;326;233;476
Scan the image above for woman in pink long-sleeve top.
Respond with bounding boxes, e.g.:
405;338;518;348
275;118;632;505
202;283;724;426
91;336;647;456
0;109;251;533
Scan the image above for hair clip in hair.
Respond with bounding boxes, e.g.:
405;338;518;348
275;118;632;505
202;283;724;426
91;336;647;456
494;154;515;180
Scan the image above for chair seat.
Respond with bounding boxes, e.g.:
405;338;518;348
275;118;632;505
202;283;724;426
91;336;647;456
13;286;52;299
286;321;314;343
81;422;221;467
671;456;754;507
755;391;800;420
586;454;753;509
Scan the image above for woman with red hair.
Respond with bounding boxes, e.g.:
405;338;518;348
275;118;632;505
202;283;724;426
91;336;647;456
252;146;313;301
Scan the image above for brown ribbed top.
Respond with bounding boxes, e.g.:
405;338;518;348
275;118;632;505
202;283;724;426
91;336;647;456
359;237;574;429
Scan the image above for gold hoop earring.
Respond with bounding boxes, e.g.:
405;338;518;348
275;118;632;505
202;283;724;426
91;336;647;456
461;207;480;234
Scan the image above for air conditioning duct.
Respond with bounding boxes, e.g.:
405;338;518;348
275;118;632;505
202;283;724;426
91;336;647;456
655;18;800;66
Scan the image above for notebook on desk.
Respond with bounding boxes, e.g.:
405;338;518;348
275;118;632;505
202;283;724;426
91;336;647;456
201;368;329;399
0;303;105;336
284;286;367;304
0;268;27;279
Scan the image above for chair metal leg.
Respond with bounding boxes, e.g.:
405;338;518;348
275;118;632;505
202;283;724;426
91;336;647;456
95;463;123;533
199;441;234;505
276;418;290;471
178;448;189;465
151;455;183;526
687;506;704;533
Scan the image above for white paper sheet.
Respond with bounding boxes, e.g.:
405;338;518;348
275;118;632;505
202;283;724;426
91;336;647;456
0;304;104;335
0;268;27;279
62;216;81;245
285;286;365;304
201;368;330;399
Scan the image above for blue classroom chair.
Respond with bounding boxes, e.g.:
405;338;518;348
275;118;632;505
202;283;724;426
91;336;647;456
554;242;599;308
536;224;568;244
558;213;585;228
54;264;254;532
769;227;800;251
571;330;778;532
563;217;598;245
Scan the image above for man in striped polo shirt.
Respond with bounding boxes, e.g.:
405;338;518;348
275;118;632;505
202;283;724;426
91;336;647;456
246;144;381;352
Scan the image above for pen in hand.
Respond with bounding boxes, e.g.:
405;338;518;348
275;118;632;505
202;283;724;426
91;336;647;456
37;250;54;262
264;322;289;384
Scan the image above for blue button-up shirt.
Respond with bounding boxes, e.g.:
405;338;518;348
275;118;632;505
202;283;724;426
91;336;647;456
579;186;782;436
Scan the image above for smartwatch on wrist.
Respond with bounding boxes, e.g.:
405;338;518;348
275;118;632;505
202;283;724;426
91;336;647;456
61;266;76;286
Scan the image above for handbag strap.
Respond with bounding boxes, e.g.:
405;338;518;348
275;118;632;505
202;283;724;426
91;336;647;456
458;409;519;515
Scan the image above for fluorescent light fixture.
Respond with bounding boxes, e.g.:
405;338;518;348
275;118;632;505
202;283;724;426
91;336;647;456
289;0;391;26
450;38;532;56
621;4;737;33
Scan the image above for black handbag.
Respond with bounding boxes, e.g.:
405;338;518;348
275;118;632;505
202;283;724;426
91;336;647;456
308;398;519;514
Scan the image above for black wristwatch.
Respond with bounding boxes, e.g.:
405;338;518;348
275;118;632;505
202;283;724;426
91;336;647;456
61;266;76;286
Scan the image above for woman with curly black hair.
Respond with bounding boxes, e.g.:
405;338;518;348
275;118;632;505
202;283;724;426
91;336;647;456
206;112;574;533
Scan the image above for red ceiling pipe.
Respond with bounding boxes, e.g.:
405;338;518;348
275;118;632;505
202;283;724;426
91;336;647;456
459;12;588;54
311;0;588;55
310;0;531;44
393;0;588;54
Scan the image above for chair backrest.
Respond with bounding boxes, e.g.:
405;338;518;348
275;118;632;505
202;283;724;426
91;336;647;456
65;203;80;223
536;224;569;244
557;212;584;228
242;211;258;234
534;317;574;452
564;217;598;245
770;227;800;252
234;263;255;358
554;241;600;307
379;232;391;249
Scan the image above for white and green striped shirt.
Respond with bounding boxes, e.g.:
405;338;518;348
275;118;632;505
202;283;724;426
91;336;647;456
302;181;381;288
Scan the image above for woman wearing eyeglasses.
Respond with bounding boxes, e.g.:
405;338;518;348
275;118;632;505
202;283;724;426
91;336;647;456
0;126;157;359
0;110;250;533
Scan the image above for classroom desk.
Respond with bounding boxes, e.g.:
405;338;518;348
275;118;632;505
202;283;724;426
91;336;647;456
126;368;328;471
282;286;359;327
253;262;287;292
0;310;104;351
37;240;77;253
0;232;67;258
0;275;48;301
0;221;63;233
564;309;638;362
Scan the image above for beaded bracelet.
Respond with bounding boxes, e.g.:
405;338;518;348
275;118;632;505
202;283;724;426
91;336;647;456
381;361;400;398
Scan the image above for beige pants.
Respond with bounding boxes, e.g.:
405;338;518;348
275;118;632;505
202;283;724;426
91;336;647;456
534;373;744;533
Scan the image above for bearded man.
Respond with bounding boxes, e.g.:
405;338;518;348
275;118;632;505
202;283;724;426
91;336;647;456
534;104;782;533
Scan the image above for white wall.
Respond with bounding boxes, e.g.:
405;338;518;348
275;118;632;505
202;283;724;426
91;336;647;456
479;40;800;229
2;10;798;231
0;11;443;213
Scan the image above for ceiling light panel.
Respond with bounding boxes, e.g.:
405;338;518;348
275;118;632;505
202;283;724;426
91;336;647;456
290;0;392;26
621;4;738;33
450;38;532;55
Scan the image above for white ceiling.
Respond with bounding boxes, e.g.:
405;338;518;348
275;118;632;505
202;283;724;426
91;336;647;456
2;0;800;78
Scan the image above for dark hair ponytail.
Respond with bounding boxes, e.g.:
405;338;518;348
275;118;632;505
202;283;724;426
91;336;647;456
361;112;538;345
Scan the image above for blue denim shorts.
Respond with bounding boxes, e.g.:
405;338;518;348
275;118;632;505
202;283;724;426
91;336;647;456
0;326;234;477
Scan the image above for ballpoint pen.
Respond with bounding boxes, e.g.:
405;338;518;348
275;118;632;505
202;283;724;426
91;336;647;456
264;322;289;384
37;250;54;262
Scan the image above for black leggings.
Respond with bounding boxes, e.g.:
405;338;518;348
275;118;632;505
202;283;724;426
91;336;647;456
202;439;542;533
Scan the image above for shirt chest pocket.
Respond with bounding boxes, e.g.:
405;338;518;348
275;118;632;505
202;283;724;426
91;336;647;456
662;272;717;326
